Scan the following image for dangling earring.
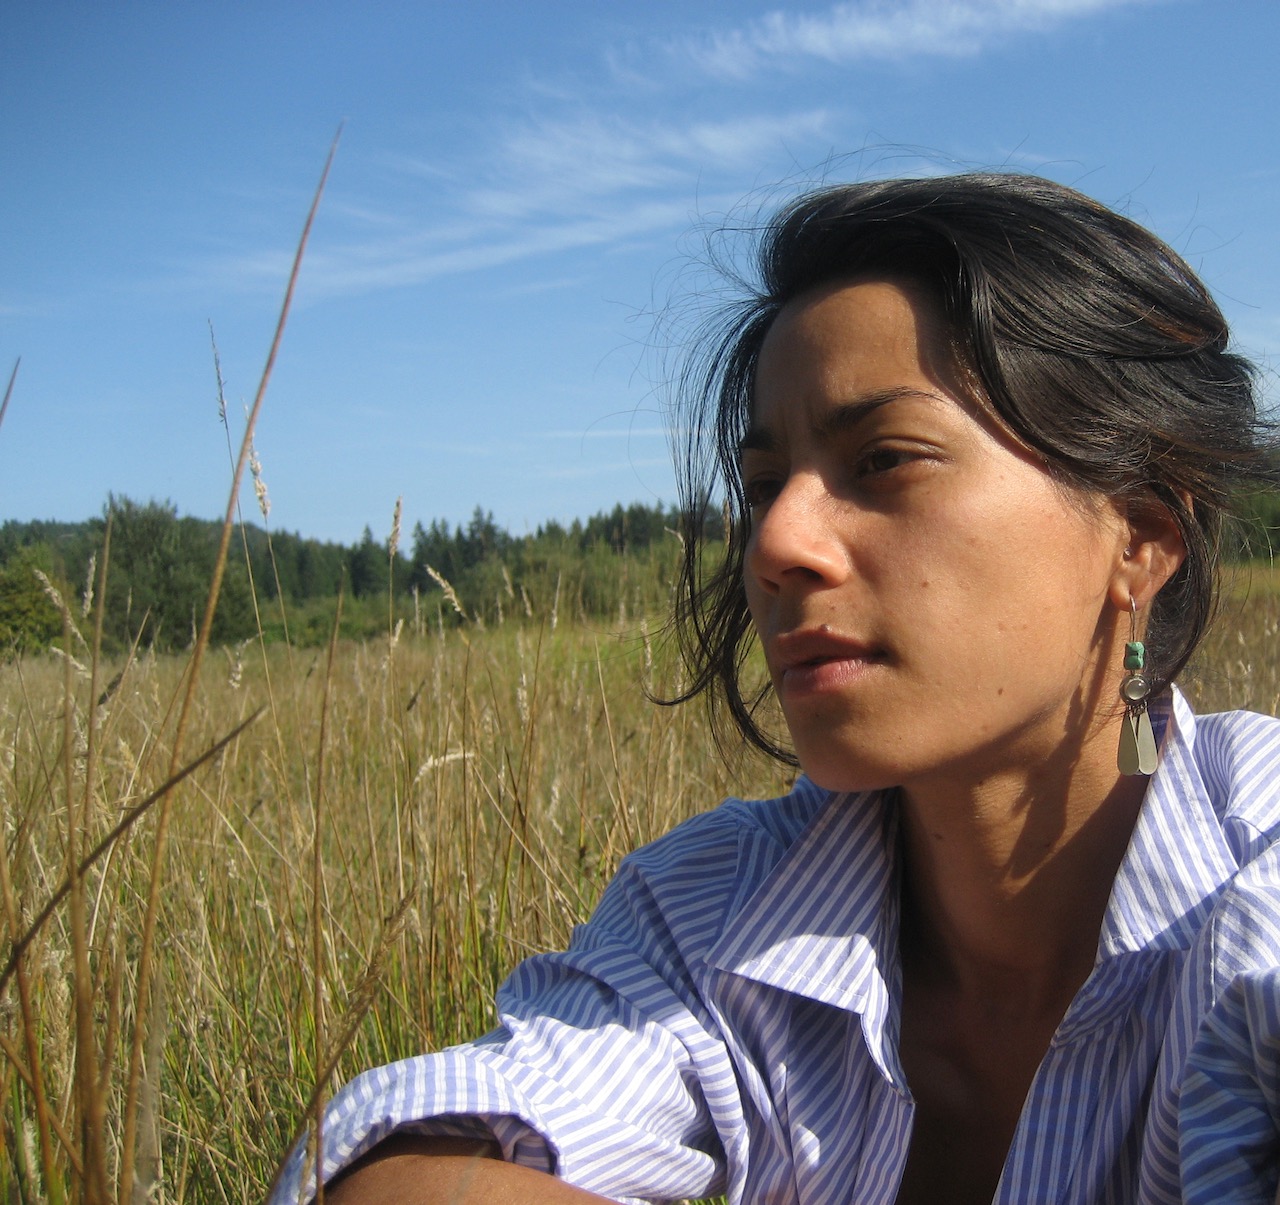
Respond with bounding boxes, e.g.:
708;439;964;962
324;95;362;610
1118;598;1158;775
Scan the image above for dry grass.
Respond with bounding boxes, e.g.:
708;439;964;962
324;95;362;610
1181;561;1280;716
0;611;792;1202
3;576;1278;1201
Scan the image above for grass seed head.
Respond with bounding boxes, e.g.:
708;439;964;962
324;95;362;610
389;497;402;562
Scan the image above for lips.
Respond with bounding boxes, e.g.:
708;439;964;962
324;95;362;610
768;627;886;697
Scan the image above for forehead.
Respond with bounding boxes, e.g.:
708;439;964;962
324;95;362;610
742;277;1069;492
749;277;962;428
764;277;938;353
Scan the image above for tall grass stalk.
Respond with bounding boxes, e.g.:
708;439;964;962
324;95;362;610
117;130;342;1204
0;359;18;436
71;519;109;1204
304;587;343;1205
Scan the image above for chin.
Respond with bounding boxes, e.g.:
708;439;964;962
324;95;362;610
782;707;910;793
793;745;905;796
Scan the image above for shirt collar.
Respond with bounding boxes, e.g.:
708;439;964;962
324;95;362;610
704;688;1239;1068
705;784;905;1086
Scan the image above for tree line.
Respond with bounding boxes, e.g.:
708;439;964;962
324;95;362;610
4;490;1278;657
0;497;725;654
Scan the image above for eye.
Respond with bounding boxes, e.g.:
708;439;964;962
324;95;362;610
742;475;781;511
855;446;915;477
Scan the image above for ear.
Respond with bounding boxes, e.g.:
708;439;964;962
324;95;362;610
1108;494;1188;612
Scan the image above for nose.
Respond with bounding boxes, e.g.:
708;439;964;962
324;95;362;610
744;473;849;596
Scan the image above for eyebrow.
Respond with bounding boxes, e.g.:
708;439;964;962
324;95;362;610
737;386;942;456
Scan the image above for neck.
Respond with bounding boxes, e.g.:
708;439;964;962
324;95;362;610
897;723;1147;1010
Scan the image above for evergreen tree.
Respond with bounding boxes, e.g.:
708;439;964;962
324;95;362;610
347;526;381;598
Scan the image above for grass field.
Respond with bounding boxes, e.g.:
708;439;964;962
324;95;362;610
0;590;798;1203
1180;562;1280;716
2;560;1277;1203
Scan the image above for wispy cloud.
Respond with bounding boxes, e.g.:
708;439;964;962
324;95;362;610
194;0;1145;304
216;199;697;299
468;109;835;221
203;108;835;301
683;0;1151;78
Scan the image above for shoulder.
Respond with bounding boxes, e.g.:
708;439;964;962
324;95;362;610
1148;701;1280;992
493;777;837;1037
599;776;832;898
618;774;831;877
1202;845;1280;995
1187;706;1280;864
1184;707;1280;990
586;776;833;962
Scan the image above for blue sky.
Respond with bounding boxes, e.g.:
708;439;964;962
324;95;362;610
3;0;1278;545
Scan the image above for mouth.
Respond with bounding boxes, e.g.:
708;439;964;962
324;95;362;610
769;627;887;696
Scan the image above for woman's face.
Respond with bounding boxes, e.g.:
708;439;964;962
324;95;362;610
741;278;1131;795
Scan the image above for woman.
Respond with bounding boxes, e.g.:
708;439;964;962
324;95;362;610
275;174;1280;1204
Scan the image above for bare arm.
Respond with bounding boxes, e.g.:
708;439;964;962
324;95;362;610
325;1135;617;1205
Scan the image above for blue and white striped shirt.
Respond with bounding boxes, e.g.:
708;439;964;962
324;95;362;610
274;689;1280;1203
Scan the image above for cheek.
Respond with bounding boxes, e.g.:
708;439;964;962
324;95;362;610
902;510;1109;661
989;553;1112;677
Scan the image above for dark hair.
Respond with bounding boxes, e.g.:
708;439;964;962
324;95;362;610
669;172;1280;763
